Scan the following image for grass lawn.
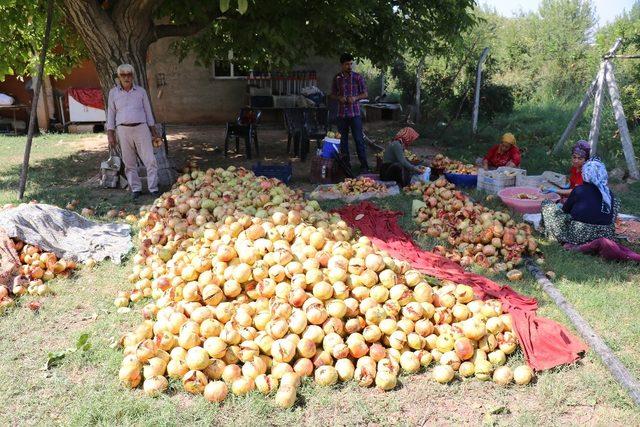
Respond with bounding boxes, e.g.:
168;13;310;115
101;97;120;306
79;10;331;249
0;132;140;212
0;125;640;425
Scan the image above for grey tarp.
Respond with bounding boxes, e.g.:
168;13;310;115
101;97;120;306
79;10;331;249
0;204;133;264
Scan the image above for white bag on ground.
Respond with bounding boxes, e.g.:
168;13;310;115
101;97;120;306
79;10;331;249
0;93;15;106
523;213;543;231
0;204;133;263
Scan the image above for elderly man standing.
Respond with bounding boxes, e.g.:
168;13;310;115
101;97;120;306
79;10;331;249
330;53;369;173
106;64;161;199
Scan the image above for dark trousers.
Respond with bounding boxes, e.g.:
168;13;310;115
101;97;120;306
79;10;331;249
337;115;368;169
380;162;411;188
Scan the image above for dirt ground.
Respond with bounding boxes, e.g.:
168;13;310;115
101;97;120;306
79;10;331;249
73;121;439;196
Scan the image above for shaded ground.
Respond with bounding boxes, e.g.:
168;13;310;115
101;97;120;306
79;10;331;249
0;121;438;210
163;122;439;192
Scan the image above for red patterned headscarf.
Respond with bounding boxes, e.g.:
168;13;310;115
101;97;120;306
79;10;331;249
394;127;419;146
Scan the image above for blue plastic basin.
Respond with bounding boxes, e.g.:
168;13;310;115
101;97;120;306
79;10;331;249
444;172;478;188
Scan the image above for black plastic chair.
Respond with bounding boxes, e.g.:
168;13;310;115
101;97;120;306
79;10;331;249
299;107;329;162
284;108;305;155
224;108;262;159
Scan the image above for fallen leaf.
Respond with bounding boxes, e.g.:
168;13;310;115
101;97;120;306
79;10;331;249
27;301;42;311
488;406;510;415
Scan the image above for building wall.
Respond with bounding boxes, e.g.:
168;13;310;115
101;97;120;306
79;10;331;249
146;37;247;124
51;60;101;91
146;38;339;124
1;44;339;125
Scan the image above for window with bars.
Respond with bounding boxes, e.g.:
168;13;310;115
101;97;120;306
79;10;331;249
211;50;250;79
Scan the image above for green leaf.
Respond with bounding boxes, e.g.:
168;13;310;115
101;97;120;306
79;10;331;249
75;333;92;352
76;333;90;349
45;351;67;369
219;0;229;13
488;406;510;415
237;0;248;14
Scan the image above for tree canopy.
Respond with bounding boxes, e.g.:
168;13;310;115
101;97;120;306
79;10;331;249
170;0;477;69
0;0;84;80
0;0;477;90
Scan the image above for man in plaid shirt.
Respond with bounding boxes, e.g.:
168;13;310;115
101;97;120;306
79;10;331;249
330;53;370;173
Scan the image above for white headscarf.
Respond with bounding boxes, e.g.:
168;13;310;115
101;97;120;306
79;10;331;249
581;157;612;214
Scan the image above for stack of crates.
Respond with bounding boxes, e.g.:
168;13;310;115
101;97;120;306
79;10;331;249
477;167;526;194
516;171;568;189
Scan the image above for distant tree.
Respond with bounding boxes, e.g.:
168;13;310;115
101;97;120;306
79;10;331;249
530;0;596;98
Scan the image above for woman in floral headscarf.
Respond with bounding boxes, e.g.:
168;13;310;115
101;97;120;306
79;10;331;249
541;157;618;245
379;127;425;187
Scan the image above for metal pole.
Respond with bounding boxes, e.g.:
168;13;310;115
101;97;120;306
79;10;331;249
588;62;607;155
472;48;489;135
608;54;640;59
604;61;640;180
18;0;54;199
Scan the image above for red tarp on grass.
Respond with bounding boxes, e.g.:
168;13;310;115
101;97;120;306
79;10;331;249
334;201;587;371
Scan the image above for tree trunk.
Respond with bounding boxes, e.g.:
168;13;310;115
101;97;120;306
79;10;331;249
60;0;157;101
414;59;424;124
472;47;490;135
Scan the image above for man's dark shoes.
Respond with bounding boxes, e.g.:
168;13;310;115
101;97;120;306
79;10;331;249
150;191;161;198
132;191;142;200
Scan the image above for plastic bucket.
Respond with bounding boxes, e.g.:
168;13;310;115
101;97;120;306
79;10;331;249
321;138;341;159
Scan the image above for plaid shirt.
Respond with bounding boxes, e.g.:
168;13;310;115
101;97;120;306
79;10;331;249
332;71;367;118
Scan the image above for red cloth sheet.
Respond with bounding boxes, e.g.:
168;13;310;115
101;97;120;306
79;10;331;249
68;88;105;110
334;201;586;371
564;237;640;262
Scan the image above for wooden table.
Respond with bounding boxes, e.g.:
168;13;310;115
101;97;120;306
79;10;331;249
361;103;402;122
0;104;30;135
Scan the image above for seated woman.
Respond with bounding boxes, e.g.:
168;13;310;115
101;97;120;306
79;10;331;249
541;157;617;245
553;140;590;197
379;127;423;187
482;133;521;169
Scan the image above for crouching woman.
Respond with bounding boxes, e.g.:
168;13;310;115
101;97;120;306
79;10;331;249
379;127;424;187
541;157;618;245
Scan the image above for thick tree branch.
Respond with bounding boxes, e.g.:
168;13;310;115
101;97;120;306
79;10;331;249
154;22;210;40
113;0;158;22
